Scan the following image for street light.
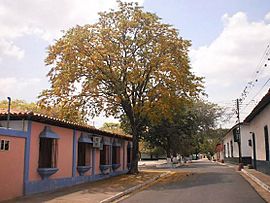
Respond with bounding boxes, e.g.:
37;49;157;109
7;97;11;129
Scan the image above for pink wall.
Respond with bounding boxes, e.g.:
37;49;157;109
29;122;73;181
0;135;25;201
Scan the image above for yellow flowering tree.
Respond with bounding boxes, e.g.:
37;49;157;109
39;1;203;173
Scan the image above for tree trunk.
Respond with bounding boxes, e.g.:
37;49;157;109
166;136;171;158
129;129;139;174
121;101;140;174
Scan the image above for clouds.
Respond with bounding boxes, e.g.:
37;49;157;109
0;77;43;101
0;0;144;60
0;0;144;102
190;11;270;103
0;39;24;60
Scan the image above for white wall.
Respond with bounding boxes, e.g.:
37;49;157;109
222;124;251;158
249;104;270;161
241;124;252;157
0;120;28;131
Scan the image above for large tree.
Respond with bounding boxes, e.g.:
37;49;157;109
39;1;203;173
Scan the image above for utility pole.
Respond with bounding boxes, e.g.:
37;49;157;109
236;99;242;164
7;97;11;129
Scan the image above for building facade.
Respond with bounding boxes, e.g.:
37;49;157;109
244;89;270;175
222;123;252;165
214;143;224;161
0;112;132;202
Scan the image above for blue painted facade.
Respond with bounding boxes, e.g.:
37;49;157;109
0;118;131;199
0;128;27;138
24;170;128;195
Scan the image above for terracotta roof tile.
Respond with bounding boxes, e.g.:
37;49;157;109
0;111;132;140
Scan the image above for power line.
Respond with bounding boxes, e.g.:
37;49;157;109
224;42;270;125
239;43;270;104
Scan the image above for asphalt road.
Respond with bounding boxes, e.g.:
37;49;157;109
121;160;266;203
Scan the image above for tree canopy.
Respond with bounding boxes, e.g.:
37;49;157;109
143;100;223;158
39;1;203;173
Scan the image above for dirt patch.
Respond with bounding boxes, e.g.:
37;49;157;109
156;172;193;185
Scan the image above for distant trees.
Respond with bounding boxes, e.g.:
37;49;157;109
142;100;224;158
0;99;87;124
39;1;203;173
100;122;126;135
198;128;228;157
0;99;39;112
139;141;165;159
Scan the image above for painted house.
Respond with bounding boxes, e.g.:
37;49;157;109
222;123;252;165
244;89;270;175
0;111;132;202
214;143;224;161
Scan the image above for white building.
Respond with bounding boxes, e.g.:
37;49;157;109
244;89;270;175
222;123;252;165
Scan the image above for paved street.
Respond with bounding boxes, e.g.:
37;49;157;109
121;160;266;203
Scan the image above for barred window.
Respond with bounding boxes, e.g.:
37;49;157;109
0;140;10;151
38;138;58;168
78;142;91;166
112;146;120;165
100;145;110;165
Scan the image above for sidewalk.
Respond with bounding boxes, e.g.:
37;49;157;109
4;171;164;203
241;168;270;202
242;168;270;192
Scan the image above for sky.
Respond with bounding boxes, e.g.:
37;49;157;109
0;0;270;128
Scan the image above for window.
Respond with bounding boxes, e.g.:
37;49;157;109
0;140;10;151
112;145;120;165
265;125;269;161
78;142;91;166
100;145;110;165
78;142;86;166
38;138;58;168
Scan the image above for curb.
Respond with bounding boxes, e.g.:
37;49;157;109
242;169;270;193
214;161;234;168
99;172;171;203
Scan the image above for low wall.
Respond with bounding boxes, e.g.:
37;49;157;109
224;156;252;165
25;170;128;195
255;160;270;175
